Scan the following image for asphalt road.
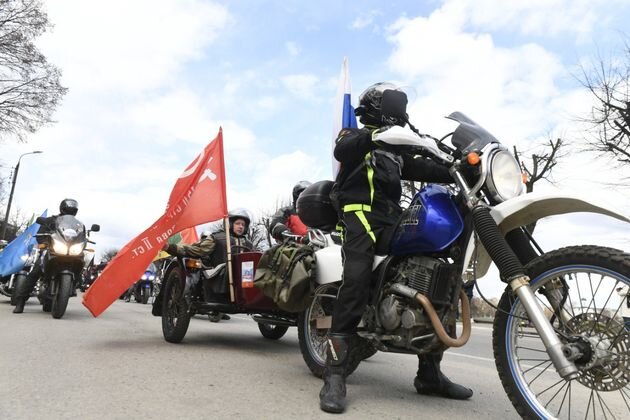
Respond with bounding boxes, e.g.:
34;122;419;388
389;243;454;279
0;295;518;419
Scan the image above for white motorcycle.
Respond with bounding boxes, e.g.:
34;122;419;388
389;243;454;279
296;109;630;419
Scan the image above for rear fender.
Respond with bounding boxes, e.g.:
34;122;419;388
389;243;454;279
462;192;630;279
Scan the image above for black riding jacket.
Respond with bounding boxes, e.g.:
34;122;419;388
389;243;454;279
333;127;453;215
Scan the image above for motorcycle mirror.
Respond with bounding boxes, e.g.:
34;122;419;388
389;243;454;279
36;216;46;225
381;89;408;122
90;224;100;232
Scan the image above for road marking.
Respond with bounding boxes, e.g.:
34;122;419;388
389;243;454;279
447;352;494;363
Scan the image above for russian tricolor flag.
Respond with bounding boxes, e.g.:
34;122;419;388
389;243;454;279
332;57;358;178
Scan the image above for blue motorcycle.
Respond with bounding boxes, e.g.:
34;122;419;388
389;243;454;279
297;110;630;419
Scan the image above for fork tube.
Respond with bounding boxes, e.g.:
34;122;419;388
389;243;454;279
511;279;578;380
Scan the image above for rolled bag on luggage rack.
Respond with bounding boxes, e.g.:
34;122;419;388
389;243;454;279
254;242;316;312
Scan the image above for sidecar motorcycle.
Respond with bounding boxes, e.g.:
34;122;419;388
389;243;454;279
152;251;296;342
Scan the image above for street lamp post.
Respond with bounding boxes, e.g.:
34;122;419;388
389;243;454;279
1;151;43;240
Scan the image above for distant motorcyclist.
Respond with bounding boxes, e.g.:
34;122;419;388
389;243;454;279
13;199;79;314
270;181;311;241
161;209;253;320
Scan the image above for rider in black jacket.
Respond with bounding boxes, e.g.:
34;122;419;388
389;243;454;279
320;83;472;413
13;199;79;314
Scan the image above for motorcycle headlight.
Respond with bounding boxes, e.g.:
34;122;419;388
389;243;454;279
141;274;148;280
149;275;156;281
52;240;68;255
485;150;524;202
68;243;85;256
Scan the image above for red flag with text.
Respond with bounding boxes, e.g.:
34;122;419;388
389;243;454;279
83;129;228;317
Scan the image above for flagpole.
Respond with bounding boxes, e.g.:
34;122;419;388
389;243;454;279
224;215;235;303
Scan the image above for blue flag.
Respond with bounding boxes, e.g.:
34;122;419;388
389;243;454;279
332;57;358;178
0;209;47;277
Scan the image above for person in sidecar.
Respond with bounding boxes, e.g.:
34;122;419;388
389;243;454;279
13;198;79;314
161;209;253;321
270;180;311;242
319;83;472;413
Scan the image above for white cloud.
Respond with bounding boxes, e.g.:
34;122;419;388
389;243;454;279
351;10;381;30
441;0;618;39
40;0;231;92
386;13;564;144
286;41;300;56
282;74;320;99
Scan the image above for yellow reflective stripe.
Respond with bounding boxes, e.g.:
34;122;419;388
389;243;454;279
335;223;344;242
365;152;375;205
343;204;372;212
355;211;376;243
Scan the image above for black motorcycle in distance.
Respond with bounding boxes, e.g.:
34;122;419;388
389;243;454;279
18;215;100;318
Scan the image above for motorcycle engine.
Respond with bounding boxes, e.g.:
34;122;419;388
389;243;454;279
378;256;458;333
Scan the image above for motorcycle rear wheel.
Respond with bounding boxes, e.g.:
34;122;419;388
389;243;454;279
493;246;630;420
161;268;191;343
297;282;373;378
52;274;72;319
42;299;52;312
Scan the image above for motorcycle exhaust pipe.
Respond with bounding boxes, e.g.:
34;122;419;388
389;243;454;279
390;283;471;348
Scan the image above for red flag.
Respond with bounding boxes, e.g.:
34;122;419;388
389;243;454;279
83;129;228;317
180;226;199;244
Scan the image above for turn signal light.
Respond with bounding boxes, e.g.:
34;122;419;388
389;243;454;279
522;172;528;184
37;243;47;249
186;259;202;269
466;152;480;165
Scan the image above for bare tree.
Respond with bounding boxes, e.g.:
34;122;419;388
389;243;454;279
247;222;270;251
513;137;565;194
579;44;630;167
513;137;565;232
100;248;119;264
0;0;67;142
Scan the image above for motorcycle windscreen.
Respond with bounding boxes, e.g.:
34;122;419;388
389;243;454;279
446;111;499;154
390;185;464;256
55;215;87;244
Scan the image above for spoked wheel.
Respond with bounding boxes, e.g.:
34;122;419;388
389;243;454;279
161;268;191;343
297;283;372;378
493;246;630;419
258;322;289;340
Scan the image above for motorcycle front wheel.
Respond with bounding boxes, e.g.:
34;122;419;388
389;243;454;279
297;282;374;378
493;246;630;419
52;274;72;319
140;287;150;304
161;268;191;343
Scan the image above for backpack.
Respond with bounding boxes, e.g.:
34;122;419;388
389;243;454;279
254;242;316;312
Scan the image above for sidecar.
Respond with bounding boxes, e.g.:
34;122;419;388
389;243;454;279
152;251;298;343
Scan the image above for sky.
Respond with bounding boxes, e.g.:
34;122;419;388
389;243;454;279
1;0;630;297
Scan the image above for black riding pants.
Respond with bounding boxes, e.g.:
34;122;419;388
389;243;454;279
330;210;393;334
15;262;41;299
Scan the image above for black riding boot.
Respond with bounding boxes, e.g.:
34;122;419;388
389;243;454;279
319;333;352;413
13;297;25;313
414;352;473;400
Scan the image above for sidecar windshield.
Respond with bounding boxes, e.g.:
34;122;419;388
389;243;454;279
446;111;500;153
55;215;86;243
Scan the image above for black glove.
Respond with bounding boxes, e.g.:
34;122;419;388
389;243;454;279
271;224;289;240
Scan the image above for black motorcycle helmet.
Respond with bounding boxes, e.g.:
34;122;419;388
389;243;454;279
354;82;408;127
292;180;312;204
59;198;79;216
228;209;251;233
